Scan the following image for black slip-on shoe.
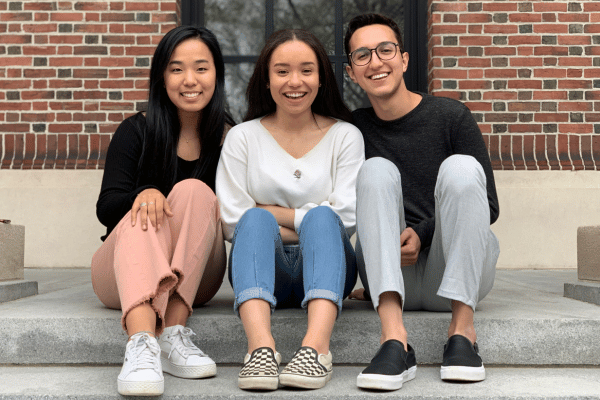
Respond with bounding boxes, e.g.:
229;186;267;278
357;339;417;391
440;334;485;382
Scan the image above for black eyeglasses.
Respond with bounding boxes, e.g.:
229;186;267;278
349;42;401;66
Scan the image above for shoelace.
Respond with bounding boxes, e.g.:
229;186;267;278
167;327;206;359
129;333;161;371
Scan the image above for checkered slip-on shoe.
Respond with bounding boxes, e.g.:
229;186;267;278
279;346;332;389
238;347;282;390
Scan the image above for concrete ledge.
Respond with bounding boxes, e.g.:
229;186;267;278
0;224;25;281
0;270;599;366
564;281;600;306
0;280;37;303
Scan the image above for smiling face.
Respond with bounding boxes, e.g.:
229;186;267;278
268;40;320;119
163;38;216;120
345;24;409;101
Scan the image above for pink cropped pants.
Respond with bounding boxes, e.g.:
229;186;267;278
91;179;226;335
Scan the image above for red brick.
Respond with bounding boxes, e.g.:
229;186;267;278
74;2;110;11
0;34;32;44
84;58;100;67
581;135;595;169
67;133;78;168
558;123;593;134
32;102;48;111
558;13;589;23
73;90;107;100
464;102;492;112
33;134;46;168
431;3;467;12
558;57;593;67
557;35;591;46
533;46;569;56
98;134;111;168
48;123;82;133
50;12;84;21
21;91;55;100
482;91;518;101
509;124;542;133
534;3;568;12
485;47;517;56
508;102;541;112
56;113;72;122
86;12;100;22
55;133;67;169
99;80;134;89
586;113;600;122
557;80;591;89
566;69;583;78
88;133;100;168
12;133;24;169
109;23;124;33
84;80;99;89
44;134;57;169
456;80;492;90
523;134;536;169
532;91;568;100
21;113;55;122
569;135;583;169
1;134;14;168
99;57;135;67
0;57;31;66
430;25;468;35
0;80;32;89
160;2;177;12
517;47;534;57
110;47;125;56
73;112;106;122
0;123;29;132
49;102;82;111
533;68;566;78
125;24;159;34
488;134;501;169
152;14;177;23
534;113;569;122
24;3;55;11
468;25;482;35
500;134;513;169
484;69;517;78
458;58;491;68
508;80;543;89
34;12;50;22
0;102;31;111
48;79;83;88
99;122;120;133
558;102;593;112
431;47;468;57
535;134;548;169
0;12;33;21
73;24;107;33
101;13;134;22
509;13;542;23
72;69;108;79
483;24;519;35
49;35;83;44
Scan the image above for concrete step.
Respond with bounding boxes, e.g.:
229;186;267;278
1;365;599;399
0;269;598;366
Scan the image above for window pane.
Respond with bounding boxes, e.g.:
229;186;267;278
343;0;404;40
274;0;335;54
205;0;266;55
225;63;254;123
343;69;371;111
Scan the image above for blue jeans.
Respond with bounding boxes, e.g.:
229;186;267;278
228;206;357;316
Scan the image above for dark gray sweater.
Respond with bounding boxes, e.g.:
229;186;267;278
352;93;499;249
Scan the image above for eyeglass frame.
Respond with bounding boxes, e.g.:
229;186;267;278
348;42;403;66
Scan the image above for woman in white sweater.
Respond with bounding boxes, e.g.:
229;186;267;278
216;29;364;391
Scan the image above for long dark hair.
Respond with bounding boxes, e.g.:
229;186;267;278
137;26;234;193
244;29;352;123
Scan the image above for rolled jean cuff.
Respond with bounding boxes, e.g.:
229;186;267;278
301;289;343;318
233;287;277;317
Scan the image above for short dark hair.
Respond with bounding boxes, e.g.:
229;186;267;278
244;29;352;123
344;14;404;63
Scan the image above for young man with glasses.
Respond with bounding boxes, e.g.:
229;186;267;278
344;14;500;391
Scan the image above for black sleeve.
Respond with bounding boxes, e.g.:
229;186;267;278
451;106;500;225
411;217;435;249
96;117;159;234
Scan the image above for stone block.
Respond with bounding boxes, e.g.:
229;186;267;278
564;281;600;306
0;280;38;303
577;226;600;281
0;224;25;281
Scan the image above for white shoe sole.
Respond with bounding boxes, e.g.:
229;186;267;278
238;375;279;390
117;378;164;396
161;356;217;379
357;365;416;390
440;365;485;382
279;370;332;389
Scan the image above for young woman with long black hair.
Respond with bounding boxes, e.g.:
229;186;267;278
216;29;364;391
91;26;234;396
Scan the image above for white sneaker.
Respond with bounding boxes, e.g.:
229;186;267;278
158;325;217;379
117;332;164;396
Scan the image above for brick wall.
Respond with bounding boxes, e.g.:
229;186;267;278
0;0;179;169
429;0;600;170
2;1;599;171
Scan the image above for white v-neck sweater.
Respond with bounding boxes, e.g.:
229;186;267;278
216;118;365;241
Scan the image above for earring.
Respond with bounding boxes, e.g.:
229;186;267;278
266;84;270;89
319;83;322;87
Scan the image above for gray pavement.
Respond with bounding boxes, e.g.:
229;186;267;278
0;269;598;366
1;365;599;399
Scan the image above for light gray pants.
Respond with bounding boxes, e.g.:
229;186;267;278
356;156;499;312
